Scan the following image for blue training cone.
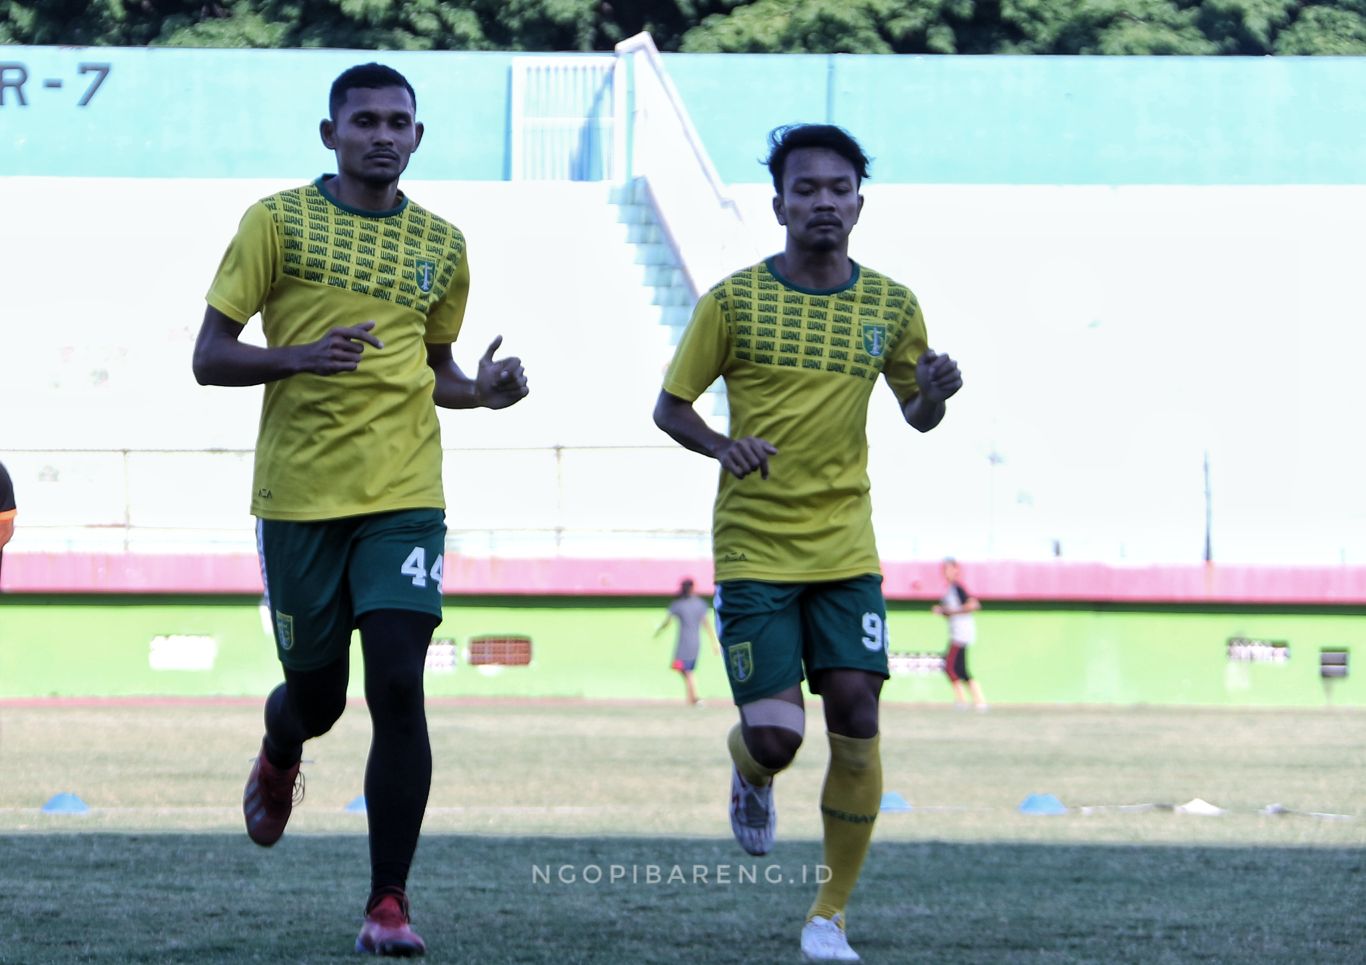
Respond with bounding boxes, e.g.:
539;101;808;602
41;792;90;814
1018;793;1067;816
880;791;912;813
344;794;367;814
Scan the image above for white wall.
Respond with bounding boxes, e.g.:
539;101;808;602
3;179;1363;564
730;183;1366;564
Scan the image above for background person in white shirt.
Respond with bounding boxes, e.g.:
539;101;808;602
932;558;987;710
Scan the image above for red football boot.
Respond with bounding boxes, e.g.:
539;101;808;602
241;742;302;847
356;893;427;957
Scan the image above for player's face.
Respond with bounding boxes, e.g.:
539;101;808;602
773;148;863;253
322;86;423;187
943;562;959;582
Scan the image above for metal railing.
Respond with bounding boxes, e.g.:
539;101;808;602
614;33;760;296
510;55;626;181
506;36;759;293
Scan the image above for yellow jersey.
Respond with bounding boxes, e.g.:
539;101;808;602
207;177;469;520
663;258;926;582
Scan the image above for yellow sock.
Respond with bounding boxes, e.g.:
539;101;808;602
727;724;780;787
808;732;881;922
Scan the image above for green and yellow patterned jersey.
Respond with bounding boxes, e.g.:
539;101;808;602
663;258;927;583
207;176;469;521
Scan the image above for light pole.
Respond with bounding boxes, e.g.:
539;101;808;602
987;446;1004;556
1203;449;1212;564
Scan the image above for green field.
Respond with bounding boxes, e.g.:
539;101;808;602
1;700;1362;962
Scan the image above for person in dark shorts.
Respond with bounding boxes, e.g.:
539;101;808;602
192;63;528;957
932;558;987;711
654;578;719;705
653;124;963;963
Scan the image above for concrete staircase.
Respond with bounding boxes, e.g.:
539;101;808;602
611;178;727;420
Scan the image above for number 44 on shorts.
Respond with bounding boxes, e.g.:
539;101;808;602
400;546;444;589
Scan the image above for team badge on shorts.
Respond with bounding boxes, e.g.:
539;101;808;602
861;322;887;358
415;259;436;293
275;612;295;651
728;642;754;683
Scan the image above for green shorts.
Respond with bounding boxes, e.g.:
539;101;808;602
256;509;446;671
714;574;890;704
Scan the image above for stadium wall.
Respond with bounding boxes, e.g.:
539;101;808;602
4;46;1364;701
4;178;1365;568
8;554;1366;605
0;598;1359;707
4;47;1366;184
5;51;1365;570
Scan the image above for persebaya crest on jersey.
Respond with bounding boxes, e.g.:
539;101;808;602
861;322;887;358
415;259;436;293
729;641;755;683
276;612;295;651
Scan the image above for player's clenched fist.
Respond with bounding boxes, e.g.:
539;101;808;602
915;348;963;404
716;436;779;480
298;321;385;375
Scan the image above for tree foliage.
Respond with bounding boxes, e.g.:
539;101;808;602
3;0;1365;53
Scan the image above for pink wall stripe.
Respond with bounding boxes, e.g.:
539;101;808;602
5;552;1366;604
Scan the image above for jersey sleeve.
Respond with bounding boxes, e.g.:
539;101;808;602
662;291;729;402
205;202;280;325
882;293;928;404
425;238;469;345
0;462;14;517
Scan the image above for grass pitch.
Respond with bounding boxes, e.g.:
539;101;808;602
1;700;1363;963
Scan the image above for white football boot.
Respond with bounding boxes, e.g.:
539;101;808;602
728;764;775;856
801;913;860;963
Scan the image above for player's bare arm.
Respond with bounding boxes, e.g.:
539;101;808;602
427;336;528;410
192;306;384;386
653;390;778;480
901;348;963;433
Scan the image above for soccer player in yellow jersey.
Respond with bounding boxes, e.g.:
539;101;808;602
654;124;962;964
192;63;528;958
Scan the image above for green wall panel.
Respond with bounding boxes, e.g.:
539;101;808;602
6;47;1366;184
1;600;1358;706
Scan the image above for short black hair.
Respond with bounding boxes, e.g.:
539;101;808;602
329;63;416;119
765;124;871;194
